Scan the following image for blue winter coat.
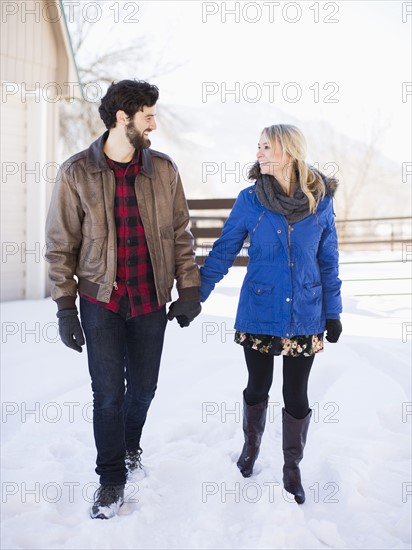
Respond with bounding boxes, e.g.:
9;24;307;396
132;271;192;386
200;184;342;338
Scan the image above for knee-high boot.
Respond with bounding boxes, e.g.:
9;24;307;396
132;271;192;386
237;391;268;478
282;407;312;504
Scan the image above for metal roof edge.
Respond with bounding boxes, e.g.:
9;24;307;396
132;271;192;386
57;0;84;99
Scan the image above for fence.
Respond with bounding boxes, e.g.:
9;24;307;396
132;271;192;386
187;199;412;297
188;199;411;260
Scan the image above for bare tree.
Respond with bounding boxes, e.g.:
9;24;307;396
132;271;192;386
312;115;392;243
336;117;390;220
59;0;185;157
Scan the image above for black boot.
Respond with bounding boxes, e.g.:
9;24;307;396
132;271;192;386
125;447;146;481
282;408;312;504
237;391;268;478
90;484;125;519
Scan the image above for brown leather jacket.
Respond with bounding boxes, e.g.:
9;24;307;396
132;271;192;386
45;133;200;311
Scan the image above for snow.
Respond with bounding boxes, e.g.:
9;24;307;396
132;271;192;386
1;253;411;549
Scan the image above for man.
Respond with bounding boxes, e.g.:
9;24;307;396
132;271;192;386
45;80;201;519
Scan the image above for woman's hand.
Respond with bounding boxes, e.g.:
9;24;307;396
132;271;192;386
325;319;342;343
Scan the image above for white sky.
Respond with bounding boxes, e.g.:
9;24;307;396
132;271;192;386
73;0;411;164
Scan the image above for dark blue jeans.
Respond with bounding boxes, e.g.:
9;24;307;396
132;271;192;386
80;298;167;485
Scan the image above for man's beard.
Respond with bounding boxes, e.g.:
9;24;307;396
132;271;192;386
125;122;151;150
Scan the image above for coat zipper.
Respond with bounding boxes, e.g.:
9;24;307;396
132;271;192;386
287;223;292;252
287;223;293;336
252;211;265;234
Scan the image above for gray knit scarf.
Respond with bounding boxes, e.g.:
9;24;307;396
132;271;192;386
255;174;311;224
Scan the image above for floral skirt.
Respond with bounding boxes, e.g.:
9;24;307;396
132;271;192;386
234;331;324;357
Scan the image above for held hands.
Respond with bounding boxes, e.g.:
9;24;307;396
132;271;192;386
56;308;85;352
325;319;342;343
167;299;202;328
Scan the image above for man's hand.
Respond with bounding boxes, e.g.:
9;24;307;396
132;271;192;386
325;319;342;343
167;300;202;328
57;308;85;352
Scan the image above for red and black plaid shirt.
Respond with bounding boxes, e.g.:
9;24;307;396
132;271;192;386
80;150;161;317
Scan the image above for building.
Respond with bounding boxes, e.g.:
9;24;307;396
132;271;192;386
1;0;80;301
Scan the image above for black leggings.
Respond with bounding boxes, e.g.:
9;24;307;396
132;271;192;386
243;348;314;419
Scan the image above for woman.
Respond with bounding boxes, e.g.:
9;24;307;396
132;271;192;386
200;124;342;504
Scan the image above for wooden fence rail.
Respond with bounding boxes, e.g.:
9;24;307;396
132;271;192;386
187;198;412;266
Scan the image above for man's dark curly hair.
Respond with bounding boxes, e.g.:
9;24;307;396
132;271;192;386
98;80;159;129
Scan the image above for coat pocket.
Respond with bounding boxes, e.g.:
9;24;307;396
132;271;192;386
304;281;322;293
245;282;279;330
160;225;174;241
249;282;275;296
79;224;108;268
160;225;175;279
302;282;323;317
82;222;108;239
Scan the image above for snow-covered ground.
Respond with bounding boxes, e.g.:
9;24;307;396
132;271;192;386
1;252;411;549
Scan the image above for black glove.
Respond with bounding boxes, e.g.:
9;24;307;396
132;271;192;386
325;319;342;343
56;308;85;352
167;300;202;328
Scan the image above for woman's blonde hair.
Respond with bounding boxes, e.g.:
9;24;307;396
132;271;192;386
249;124;328;213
